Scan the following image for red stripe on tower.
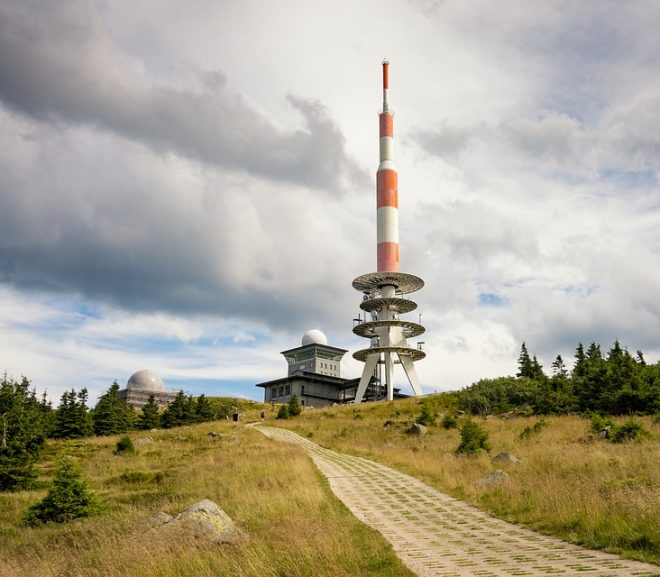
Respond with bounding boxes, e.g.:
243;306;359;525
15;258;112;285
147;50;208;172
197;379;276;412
377;59;399;272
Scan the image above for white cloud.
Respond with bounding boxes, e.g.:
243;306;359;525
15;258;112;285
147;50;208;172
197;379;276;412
1;0;660;403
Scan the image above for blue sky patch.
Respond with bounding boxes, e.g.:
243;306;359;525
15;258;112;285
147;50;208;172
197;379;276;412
478;292;508;307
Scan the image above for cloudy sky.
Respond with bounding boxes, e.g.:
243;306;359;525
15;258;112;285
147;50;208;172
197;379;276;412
1;0;659;405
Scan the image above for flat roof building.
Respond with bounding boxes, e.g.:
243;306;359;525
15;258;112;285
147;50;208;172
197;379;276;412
256;330;404;408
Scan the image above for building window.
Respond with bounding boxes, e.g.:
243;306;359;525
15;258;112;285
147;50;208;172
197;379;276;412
285;385;291;396
278;386;284;397
301;385;305;394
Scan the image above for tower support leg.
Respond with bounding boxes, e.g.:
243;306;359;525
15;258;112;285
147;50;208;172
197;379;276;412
385;352;394;401
399;354;423;396
354;353;379;403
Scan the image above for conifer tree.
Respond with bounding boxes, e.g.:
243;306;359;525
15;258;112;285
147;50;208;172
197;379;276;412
92;381;134;436
456;420;490;454
551;355;567;378
185;395;197;423
572;343;587;379
195;394;214;423
137;395;160;430
38;390;56;438
0;375;48;490
577;342;608;412
516;343;534;379
53;389;93;439
161;391;188;429
25;460;101;524
288;394;302;417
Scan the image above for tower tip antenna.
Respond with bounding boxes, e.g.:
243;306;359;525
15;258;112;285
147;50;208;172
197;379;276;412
381;59;389;111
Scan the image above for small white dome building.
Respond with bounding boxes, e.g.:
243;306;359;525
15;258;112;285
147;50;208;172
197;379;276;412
118;368;177;409
301;329;328;346
127;369;165;392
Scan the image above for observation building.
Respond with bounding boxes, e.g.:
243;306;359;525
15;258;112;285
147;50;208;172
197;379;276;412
255;329;404;408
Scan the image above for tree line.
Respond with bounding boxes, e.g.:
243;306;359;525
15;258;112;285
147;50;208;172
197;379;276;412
457;340;660;416
0;375;240;491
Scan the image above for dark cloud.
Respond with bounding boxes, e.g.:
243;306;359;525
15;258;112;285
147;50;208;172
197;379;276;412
0;113;363;333
0;1;367;194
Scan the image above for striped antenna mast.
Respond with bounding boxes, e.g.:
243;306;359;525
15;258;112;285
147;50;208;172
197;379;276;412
377;59;399;272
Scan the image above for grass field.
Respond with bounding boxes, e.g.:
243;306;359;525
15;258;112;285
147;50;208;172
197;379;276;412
274;396;659;565
2;396;658;575
0;416;415;577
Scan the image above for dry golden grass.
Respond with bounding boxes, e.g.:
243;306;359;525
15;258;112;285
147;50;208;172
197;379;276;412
277;397;660;565
0;418;415;577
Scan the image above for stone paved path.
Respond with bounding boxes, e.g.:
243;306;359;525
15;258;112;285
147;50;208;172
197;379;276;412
256;425;659;577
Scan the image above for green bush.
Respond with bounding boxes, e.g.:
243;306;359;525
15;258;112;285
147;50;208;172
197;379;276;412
520;418;549;440
288;395;302;417
417;402;436;426
456;420;490;454
590;414;615;433
25;461;101;525
609;420;651;443
114;435;135;455
441;413;458;429
276;405;290;420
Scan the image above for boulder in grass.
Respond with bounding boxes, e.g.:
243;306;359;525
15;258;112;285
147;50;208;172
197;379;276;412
477;470;510;486
175;500;245;544
492;452;520;463
406;423;427;436
149;511;174;526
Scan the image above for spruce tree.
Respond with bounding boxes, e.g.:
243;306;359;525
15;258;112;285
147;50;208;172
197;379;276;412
161;391;188;429
25;460;101;524
0;375;48;490
195;394;214;423
456;420;490;454
516;343;534;379
185;395;197;423
551;355;567;378
572;343;587;379
288;394;302;417
38;390;56;438
93;382;134;436
53;388;93;439
137;395;160;430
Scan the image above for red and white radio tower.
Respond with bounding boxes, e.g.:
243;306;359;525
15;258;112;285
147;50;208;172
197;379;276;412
352;60;426;403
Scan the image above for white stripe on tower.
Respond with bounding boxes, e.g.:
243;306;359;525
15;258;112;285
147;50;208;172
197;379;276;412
377;59;399;273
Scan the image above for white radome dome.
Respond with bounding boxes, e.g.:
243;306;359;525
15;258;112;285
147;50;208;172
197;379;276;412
302;329;328;346
127;369;165;392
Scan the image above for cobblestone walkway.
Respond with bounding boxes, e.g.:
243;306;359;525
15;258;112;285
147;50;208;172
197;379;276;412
256;425;659;577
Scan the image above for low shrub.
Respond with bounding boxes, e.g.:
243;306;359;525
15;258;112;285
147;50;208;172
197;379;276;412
590;414;615;433
442;413;458;429
288;395;302;417
609;420;651;443
520;418;548;440
114;435;135;455
25;461;101;525
456;420;490;455
276;405;290;420
417;402;436;426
